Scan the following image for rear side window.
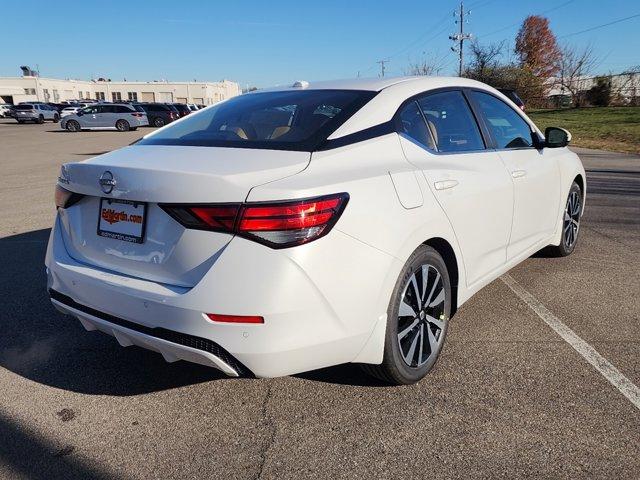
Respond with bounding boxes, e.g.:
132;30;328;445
470;91;533;149
138;90;376;151
115;105;133;113
398;101;436;151
417;91;485;153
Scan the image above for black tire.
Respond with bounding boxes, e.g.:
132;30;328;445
66;120;80;132
37;115;44;124
116;119;130;132
53;114;60;123
153;117;165;127
361;245;452;385
548;181;583;257
130;127;137;131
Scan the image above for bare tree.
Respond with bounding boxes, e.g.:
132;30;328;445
464;40;505;82
404;55;446;76
555;44;597;105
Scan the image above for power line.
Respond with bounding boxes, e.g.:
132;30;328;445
558;12;640;39
477;0;575;38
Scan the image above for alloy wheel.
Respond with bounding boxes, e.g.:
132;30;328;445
563;191;581;249
397;264;447;367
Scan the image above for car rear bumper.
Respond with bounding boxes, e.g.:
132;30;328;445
45;214;399;377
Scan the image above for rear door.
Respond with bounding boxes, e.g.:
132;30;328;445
96;104;116;127
468;90;561;259
399;90;514;286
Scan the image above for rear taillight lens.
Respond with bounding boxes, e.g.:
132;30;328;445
161;193;349;248
55;184;84;209
132;112;144;117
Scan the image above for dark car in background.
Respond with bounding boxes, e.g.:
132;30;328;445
170;103;191;118
134;103;179;127
498;89;525;111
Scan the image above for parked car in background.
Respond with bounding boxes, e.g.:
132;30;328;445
47;77;584;384
498;89;525;111
170;103;191;118
60;106;82;117
134;103;179;127
187;103;199;112
61;103;148;132
14;103;59;123
0;104;14;118
47;103;67;113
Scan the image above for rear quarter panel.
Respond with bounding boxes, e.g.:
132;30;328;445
246;134;467;338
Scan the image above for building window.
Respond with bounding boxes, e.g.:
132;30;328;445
24;88;36;95
78;91;83;99
43;89;50;101
127;92;138;101
96;92;105;101
86;91;90;99
112;92;122;102
53;90;59;102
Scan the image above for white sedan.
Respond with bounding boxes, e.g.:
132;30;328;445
60;106;81;117
46;77;585;384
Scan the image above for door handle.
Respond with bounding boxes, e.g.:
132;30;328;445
434;179;459;191
511;170;527;178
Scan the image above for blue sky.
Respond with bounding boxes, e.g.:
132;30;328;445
2;0;638;87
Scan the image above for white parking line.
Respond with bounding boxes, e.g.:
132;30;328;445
501;273;640;410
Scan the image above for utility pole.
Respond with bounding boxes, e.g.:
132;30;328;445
449;2;472;76
376;59;388;78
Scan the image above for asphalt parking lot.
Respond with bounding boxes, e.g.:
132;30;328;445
0;118;638;479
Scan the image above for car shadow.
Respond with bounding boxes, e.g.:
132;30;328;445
0;409;117;480
1;228;386;394
0;229;236;397
295;364;389;387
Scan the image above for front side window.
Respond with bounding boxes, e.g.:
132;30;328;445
82;105;99;114
470;91;533;149
138;89;376;151
417;91;485;153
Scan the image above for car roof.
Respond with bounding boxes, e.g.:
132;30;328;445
319;76;536;139
256;76;489;93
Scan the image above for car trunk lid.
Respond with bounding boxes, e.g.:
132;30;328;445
58;145;310;287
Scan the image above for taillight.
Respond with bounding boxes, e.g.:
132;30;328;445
55;184;84;209
132;112;144;117
161;193;349;248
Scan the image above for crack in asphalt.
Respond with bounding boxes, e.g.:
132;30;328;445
255;381;276;480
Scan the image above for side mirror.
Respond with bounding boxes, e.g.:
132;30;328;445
545;127;571;148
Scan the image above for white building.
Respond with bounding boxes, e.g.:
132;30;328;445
0;75;241;105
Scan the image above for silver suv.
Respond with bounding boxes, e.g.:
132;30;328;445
14;103;59;123
61;104;149;132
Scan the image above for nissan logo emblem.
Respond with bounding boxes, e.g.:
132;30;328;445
99;171;116;194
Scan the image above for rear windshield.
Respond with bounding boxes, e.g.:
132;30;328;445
16;105;34;110
173;104;189;111
138;89;376;151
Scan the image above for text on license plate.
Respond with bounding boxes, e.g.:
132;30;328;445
97;198;147;244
